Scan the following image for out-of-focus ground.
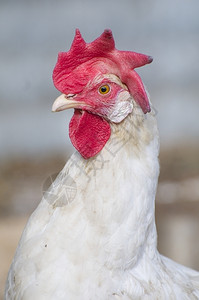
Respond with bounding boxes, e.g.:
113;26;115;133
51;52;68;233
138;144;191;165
0;146;199;297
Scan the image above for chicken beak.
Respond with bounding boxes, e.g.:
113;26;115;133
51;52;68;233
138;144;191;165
52;94;86;112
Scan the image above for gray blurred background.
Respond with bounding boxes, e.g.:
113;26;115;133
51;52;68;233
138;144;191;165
0;0;199;297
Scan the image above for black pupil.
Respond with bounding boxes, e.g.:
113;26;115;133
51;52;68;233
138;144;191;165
101;86;107;93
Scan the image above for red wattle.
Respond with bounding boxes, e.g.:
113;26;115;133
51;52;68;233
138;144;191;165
69;110;111;159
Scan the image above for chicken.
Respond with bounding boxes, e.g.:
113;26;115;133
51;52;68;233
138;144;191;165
5;29;199;300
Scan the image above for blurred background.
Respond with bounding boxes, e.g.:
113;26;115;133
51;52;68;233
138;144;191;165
0;0;199;297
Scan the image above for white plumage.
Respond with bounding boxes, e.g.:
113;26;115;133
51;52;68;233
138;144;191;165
5;29;199;299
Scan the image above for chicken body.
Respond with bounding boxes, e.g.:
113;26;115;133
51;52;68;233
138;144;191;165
5;30;199;299
5;101;199;299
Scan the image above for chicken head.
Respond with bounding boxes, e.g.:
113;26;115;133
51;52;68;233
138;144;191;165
52;29;152;159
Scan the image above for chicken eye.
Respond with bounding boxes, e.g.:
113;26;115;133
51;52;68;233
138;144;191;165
98;84;110;95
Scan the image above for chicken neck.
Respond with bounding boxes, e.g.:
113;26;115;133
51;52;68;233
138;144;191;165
56;103;160;271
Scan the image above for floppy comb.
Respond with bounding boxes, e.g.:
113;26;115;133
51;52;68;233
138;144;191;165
53;29;152;113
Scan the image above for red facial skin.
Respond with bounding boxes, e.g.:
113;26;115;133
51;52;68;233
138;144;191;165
73;77;125;118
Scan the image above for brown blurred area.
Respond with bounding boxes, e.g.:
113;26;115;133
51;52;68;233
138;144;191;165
1;146;199;298
157;145;199;270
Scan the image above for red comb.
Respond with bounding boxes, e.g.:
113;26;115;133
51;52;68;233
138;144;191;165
53;29;153;113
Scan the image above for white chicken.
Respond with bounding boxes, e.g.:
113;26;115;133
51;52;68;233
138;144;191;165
5;29;199;299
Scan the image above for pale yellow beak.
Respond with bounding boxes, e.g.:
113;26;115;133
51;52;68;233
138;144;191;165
52;94;87;112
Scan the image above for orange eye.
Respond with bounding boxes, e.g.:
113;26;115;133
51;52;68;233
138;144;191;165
98;84;110;95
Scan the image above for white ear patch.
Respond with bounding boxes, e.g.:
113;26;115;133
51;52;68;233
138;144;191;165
108;90;133;123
